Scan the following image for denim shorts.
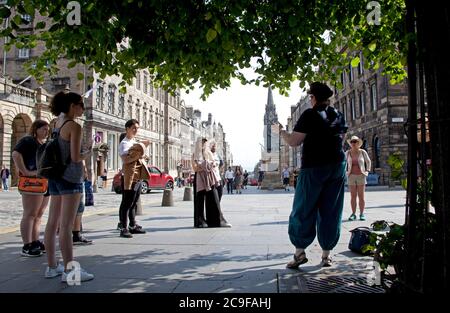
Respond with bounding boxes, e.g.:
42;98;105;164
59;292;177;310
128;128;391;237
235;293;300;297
48;177;84;195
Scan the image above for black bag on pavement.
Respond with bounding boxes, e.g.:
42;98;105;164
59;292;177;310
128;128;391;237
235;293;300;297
348;227;373;255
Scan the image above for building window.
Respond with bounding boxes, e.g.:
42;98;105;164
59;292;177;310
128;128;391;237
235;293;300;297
18;48;30;59
51;77;70;92
136;71;141;90
143;73;148;94
350;94;355;120
107;134;116;170
373;135;381;168
357;53;363;75
340;71;346;88
118;93;125;118
348;63;353;82
150;84;154;97
359;90;365;116
96;85;104;110
370;82;378;111
135;99;141;124
342;97;347;121
107;84;116;114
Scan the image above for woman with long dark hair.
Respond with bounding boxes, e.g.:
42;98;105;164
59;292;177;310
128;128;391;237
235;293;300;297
43;91;94;283
12;119;50;257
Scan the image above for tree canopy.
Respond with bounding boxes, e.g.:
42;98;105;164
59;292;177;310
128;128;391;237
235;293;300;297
0;0;407;97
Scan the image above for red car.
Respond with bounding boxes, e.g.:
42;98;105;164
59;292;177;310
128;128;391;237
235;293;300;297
113;165;174;194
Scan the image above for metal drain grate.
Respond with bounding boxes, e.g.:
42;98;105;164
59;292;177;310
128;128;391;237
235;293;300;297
299;275;385;293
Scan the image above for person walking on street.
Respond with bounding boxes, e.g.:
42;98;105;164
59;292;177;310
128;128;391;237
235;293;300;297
43;92;94;282
1;165;10;191
280;82;348;268
12;120;50;257
345;135;371;221
282;166;290;191
225;166;235;194
117;119;150;238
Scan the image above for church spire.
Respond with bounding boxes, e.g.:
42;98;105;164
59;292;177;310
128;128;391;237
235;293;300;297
264;85;278;125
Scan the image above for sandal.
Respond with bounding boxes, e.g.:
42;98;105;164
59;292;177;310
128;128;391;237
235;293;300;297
321;257;332;267
286;252;308;269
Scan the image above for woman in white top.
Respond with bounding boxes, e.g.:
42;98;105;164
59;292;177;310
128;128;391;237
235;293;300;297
345;136;372;221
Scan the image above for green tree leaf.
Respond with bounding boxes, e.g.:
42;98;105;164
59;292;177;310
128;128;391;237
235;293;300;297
206;28;217;43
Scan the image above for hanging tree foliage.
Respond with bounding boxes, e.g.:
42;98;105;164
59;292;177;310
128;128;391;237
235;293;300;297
0;0;407;97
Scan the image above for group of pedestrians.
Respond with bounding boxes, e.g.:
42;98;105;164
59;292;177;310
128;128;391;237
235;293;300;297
224;166;248;194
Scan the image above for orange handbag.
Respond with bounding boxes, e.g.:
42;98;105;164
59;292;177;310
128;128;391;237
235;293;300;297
18;176;48;195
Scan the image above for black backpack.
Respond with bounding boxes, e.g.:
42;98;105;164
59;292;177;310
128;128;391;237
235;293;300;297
36;119;72;179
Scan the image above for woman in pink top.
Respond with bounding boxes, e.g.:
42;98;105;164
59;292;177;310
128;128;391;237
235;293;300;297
345;136;371;221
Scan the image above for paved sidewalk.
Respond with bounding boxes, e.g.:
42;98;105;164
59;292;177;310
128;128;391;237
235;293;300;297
0;187;406;293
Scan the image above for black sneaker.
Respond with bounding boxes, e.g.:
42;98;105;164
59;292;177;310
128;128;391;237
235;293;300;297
21;243;42;257
120;228;133;238
32;240;46;253
117;222;123;230
129;225;146;234
73;234;93;245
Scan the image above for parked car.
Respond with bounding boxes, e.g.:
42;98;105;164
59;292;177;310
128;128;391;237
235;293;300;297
113;165;174;194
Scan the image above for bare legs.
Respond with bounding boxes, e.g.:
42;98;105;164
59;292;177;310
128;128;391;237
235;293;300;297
20;194;49;245
44;193;81;270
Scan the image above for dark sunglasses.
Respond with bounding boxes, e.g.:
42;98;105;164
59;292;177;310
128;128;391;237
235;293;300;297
350;140;358;143
76;101;85;109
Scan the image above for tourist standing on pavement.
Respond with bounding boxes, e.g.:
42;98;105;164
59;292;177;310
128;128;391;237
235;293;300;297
345;135;371;221
280;82;348;268
12;119;50;257
43;91;94;282
282;166;290;191
210;141;232;227
117;119;150;238
191;137;221;228
224;166;234;194
1;165;10;191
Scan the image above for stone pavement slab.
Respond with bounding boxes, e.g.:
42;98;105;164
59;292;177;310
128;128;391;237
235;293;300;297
0;186;406;293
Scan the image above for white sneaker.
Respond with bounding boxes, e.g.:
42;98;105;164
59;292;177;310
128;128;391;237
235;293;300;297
61;268;94;284
45;263;64;278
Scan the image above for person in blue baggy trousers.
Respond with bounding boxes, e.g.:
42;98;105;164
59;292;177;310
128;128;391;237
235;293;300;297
280;82;348;268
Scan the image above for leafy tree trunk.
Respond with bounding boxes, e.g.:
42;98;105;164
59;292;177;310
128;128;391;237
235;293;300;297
415;2;450;291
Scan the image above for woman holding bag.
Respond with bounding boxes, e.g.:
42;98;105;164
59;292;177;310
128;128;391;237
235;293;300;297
12;119;50;257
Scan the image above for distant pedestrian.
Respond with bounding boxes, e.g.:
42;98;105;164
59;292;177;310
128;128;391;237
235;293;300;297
224;166;234;194
282;166;290;191
243;170;249;189
345;135;371;221
234;167;243;194
280;82;348;268
12;119;50;257
257;167;264;189
1;165;10;191
101;168;108;189
43;91;94;283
